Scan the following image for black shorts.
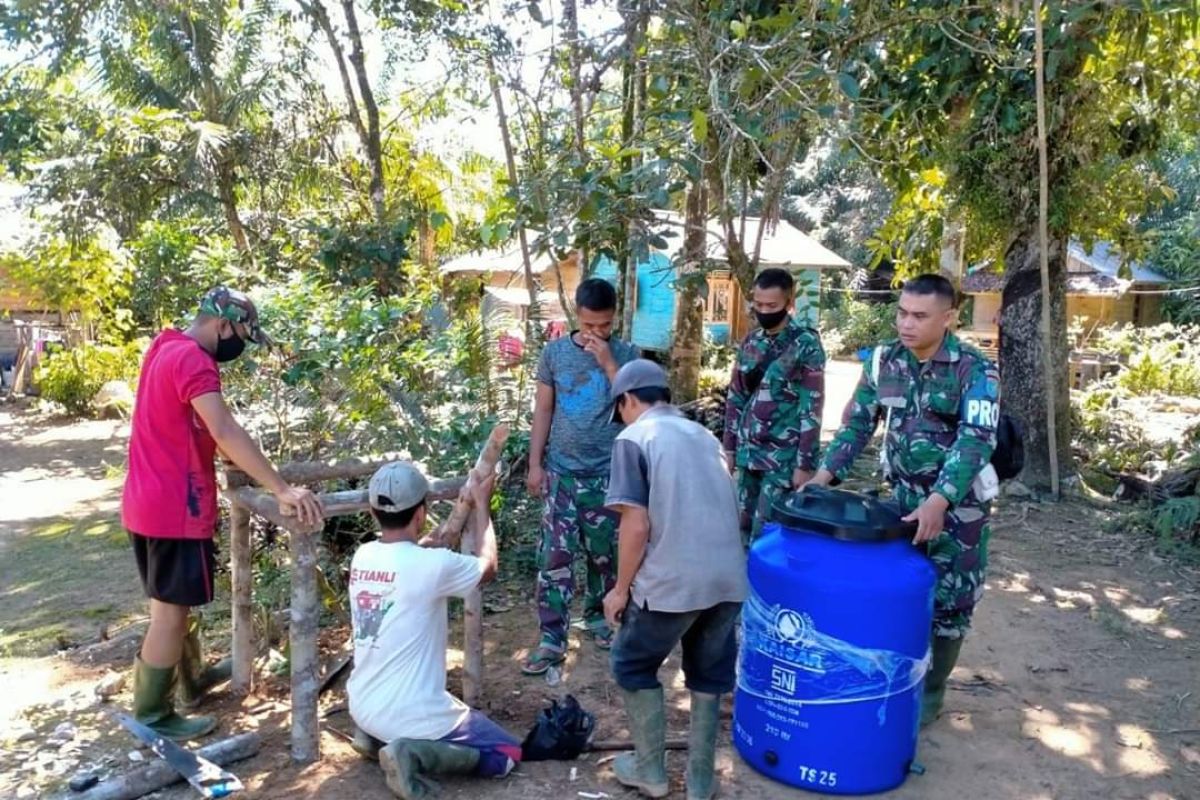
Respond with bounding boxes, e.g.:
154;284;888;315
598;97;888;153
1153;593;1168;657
129;532;217;607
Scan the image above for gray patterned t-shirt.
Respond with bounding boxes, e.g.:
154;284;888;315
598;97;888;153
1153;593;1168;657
536;334;640;477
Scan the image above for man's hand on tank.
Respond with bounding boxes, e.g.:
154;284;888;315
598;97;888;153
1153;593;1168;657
903;494;949;544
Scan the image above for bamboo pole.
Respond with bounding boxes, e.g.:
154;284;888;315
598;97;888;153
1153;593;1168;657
1033;0;1061;498
229;502;254;695
289;524;321;764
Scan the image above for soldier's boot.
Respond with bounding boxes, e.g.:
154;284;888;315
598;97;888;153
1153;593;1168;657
133;656;217;741
378;739;480;800
177;616;232;709
921;636;965;726
614;687;669;798
686;692;722;800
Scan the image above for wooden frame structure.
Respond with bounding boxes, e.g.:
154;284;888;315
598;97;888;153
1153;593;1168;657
222;427;507;764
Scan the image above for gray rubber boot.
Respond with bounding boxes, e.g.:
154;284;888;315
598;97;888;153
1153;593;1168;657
613;687;669;798
378;738;481;799
686;692;721;800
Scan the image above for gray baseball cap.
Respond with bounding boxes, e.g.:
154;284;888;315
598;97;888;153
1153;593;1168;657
368;461;430;512
608;359;670;423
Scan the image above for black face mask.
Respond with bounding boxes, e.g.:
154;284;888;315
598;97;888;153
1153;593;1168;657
754;309;789;330
215;331;246;363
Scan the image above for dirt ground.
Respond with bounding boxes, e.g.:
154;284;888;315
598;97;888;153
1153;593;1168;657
2;385;1199;800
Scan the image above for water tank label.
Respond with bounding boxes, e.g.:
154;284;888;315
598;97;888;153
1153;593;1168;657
739;589;929;713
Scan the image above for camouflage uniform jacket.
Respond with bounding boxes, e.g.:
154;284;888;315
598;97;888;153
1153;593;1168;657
821;333;999;511
723;317;826;473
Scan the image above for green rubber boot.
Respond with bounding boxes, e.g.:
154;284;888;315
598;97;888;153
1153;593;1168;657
613;687;669;799
133;656;217;741
378;739;481;800
178;616;232;709
686;692;722;800
921;636;965;727
352;723;383;761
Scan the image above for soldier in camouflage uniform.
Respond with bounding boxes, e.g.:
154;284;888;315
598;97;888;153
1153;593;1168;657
724;268;826;543
809;274;1000;725
523;279;639;675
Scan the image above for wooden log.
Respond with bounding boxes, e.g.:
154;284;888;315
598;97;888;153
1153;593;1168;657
427;425;510;550
281;451;414;484
586;738;689;752
315;475;469;517
76;732;260;800
289;524;321;764
229;501;254;695
225;486;319;533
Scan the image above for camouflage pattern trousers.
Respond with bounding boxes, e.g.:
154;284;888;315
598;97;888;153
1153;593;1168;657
535;471;620;652
736;467;793;545
898;486;991;640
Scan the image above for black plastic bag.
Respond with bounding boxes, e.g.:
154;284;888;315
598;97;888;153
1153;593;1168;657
520;694;596;761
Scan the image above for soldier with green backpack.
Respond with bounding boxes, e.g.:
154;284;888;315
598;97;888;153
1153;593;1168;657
808;274;1004;725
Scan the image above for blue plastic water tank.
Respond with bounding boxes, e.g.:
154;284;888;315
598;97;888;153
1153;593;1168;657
734;487;937;795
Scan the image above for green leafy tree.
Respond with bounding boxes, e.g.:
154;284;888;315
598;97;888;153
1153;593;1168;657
856;1;1200;489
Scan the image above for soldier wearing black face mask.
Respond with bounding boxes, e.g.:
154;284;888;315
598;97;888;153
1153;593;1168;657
722;268;827;544
121;287;325;741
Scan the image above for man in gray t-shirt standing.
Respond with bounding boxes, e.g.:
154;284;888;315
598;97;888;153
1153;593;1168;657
522;278;639;675
603;359;747;800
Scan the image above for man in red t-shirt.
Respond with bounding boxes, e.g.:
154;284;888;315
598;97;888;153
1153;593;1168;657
123;287;323;740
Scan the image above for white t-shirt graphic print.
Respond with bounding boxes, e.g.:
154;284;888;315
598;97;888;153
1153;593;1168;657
347;540;486;742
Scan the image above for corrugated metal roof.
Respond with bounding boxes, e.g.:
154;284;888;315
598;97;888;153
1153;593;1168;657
439;210;851;276
962;238;1170;296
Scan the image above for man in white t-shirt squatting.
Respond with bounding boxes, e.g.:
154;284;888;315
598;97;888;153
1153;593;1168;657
347;461;522;799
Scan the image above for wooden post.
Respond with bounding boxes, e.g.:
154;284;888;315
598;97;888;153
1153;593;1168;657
289;524;321;764
229;502;254;695
460;516;483;708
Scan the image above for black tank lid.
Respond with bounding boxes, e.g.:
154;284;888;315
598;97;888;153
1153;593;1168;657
768;486;917;542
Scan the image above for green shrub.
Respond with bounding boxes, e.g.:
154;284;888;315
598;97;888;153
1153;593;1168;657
821;299;897;356
36;340;145;415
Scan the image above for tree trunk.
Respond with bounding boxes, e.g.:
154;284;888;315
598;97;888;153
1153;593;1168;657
339;0;385;223
999;231;1073;491
563;0;589;271
486;53;539;344
618;0;648;341
217;161;250;255
671;182;706;403
302;0;369;151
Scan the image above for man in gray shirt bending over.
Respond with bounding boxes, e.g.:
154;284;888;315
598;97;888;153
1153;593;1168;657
602;360;748;800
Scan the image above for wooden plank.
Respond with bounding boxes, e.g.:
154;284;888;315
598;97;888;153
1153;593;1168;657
229;502;254;696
